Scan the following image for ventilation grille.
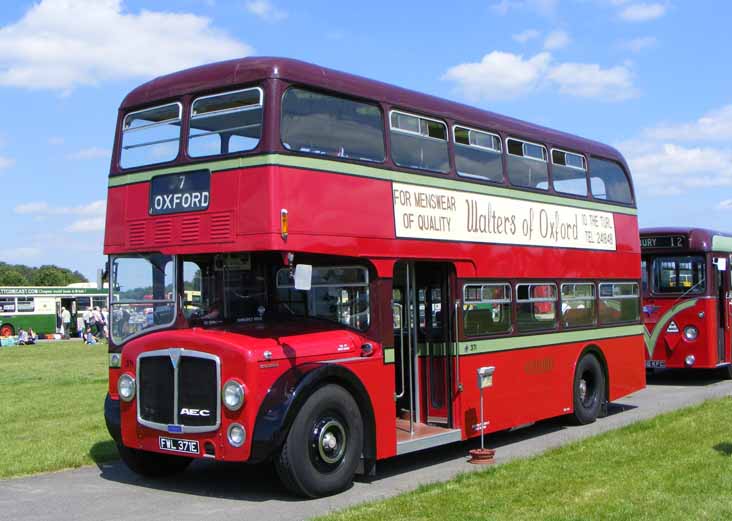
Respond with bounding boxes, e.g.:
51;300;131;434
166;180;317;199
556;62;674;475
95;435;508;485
128;222;145;247
153;219;173;245
209;213;232;242
180;216;200;243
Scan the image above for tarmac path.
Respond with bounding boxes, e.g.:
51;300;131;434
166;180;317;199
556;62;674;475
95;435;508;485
2;370;731;521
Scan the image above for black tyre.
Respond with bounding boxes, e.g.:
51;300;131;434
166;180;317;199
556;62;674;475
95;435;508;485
117;444;192;477
275;384;363;498
719;364;732;380
571;353;606;425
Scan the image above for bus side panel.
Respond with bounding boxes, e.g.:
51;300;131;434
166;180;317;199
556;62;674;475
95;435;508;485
602;334;646;401
455;335;645;438
1;314;55;336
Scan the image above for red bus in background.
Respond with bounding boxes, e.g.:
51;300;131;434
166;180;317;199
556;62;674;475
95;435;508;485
641;228;732;374
104;57;645;498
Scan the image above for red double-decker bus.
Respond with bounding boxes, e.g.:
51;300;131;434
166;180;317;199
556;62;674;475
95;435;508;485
104;57;645;497
641;227;732;374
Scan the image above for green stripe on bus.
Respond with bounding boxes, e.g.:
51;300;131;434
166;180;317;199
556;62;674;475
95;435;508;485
712;235;732;253
383;347;395;364
642;299;698;358
108;154;637;215
458;324;643;355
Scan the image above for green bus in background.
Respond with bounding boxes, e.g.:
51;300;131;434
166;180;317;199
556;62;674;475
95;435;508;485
0;284;108;337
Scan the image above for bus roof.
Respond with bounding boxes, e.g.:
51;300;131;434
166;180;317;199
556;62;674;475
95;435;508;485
640;227;732;253
120;56;625;164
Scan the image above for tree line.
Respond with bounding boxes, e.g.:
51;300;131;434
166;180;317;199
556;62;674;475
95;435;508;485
0;262;88;287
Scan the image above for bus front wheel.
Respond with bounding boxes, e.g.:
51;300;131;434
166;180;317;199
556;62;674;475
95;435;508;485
117;444;192;477
571;353;606;425
275;384;363;498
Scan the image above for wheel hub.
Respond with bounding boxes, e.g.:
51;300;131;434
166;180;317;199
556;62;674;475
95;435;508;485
579;379;587;402
313;418;347;466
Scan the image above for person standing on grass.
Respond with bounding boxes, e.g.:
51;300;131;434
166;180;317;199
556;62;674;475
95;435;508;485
76;314;85;339
61;306;71;340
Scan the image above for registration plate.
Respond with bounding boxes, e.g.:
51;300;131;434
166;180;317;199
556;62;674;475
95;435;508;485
159;436;199;455
149;170;210;215
646;360;666;369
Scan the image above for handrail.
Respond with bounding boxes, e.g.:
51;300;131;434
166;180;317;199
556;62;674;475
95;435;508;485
393;303;406;399
454;299;463;393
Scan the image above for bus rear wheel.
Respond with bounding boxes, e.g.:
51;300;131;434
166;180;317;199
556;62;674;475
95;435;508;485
571;353;606;425
117;444;192;477
0;324;14;337
275;384;363;498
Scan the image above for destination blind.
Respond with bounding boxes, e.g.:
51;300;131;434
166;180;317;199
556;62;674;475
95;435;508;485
392;182;616;251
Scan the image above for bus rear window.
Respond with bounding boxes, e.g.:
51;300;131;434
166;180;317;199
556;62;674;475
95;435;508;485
121;103;181;169
506;138;548;190
390;111;449;173
188;87;263;157
652;256;706;294
589;158;633;204
281;88;385;163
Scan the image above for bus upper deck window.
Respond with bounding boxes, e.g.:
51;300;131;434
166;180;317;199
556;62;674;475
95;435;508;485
552;149;588;196
189;87;263;158
120;102;181;169
454;125;503;183
506;138;549;190
389;110;449;173
281;88;385;163
589;158;633;204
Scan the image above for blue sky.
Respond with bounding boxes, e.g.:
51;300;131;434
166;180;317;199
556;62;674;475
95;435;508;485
1;0;730;280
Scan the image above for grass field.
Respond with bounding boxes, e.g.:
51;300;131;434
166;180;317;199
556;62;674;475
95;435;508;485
319;397;732;521
0;340;117;478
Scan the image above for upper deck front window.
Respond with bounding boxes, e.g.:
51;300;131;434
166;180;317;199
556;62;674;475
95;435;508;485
589;158;633;204
281;87;385;162
121;103;181;169
188;87;263;158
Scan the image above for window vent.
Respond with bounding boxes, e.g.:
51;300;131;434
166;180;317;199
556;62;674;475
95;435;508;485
209;213;233;242
180;216;201;243
153;219;173;245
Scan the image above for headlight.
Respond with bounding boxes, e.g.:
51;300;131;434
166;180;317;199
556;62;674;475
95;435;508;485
684;326;699;341
118;373;136;402
685;354;696;367
227;423;246;447
222;380;245;411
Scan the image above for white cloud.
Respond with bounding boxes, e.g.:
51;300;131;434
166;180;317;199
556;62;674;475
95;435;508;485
618;3;666;22
65;217;105;232
443;51;636;102
644;105;732;142
618;105;732;197
492;0;559;16
546;62;637;100
14;200;106;216
0;156;14;170
443;51;551;101
513;29;541;43
244;0;287;21
718;199;732;211
6;247;42;260
543;30;570;50
620;36;657;53
66;147;111;160
0;0;253;91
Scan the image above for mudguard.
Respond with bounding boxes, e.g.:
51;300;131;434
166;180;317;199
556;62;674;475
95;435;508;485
249;363;376;465
104;393;121;443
